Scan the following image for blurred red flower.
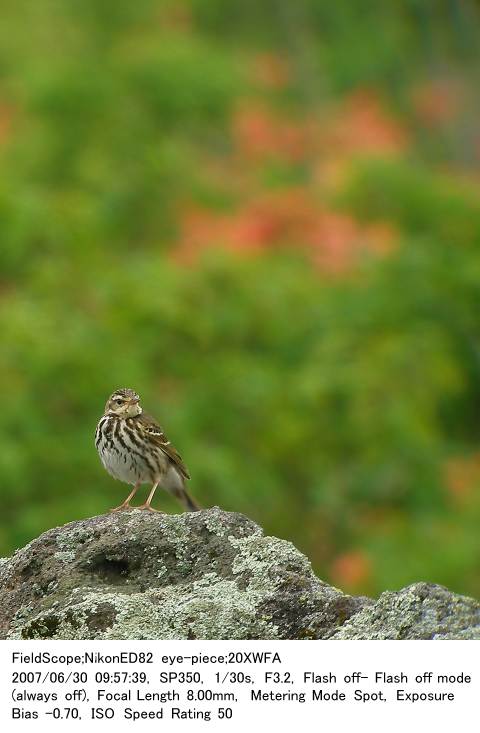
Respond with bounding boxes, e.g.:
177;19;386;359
331;550;372;591
175;190;396;273
233;102;315;163
321;89;408;157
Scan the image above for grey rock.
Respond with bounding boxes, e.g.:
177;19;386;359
0;508;366;640
0;509;477;640
331;582;480;639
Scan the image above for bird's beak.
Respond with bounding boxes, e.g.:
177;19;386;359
126;398;140;413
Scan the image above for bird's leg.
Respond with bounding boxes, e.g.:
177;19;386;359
137;481;163;512
110;481;140;512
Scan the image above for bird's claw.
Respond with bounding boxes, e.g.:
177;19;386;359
109;503;131;512
136;504;164;513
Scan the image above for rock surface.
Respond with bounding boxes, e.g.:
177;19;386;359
331;583;480;640
0;508;478;640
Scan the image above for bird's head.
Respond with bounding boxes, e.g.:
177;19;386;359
105;388;143;418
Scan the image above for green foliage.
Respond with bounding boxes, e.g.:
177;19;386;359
0;0;480;600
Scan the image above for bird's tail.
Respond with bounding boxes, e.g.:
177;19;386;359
174;485;201;512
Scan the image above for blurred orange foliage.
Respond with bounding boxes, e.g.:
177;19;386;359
321;89;408;157
412;78;465;127
233;102;315;163
251;53;291;90
444;453;480;504
0;103;13;145
176;190;397;273
310;213;397;273
175;90;403;272
159;1;193;31
331;549;372;591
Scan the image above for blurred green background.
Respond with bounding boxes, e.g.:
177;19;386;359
1;0;480;599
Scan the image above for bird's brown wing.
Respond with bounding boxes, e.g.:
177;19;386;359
138;412;191;480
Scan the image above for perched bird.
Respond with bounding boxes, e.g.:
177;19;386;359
95;388;199;513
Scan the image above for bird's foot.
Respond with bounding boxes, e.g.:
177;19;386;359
109;503;132;513
136;503;164;513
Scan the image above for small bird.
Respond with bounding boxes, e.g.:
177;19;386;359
95;388;199;513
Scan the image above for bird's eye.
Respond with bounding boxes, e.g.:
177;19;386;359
114;399;123;405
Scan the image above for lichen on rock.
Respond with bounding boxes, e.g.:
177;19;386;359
0;507;364;640
0;508;478;640
331;582;480;640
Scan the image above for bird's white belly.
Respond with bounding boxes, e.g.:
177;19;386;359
96;415;170;486
101;447;143;484
98;443;169;486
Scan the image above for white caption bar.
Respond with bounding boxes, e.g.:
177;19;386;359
0;640;477;732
